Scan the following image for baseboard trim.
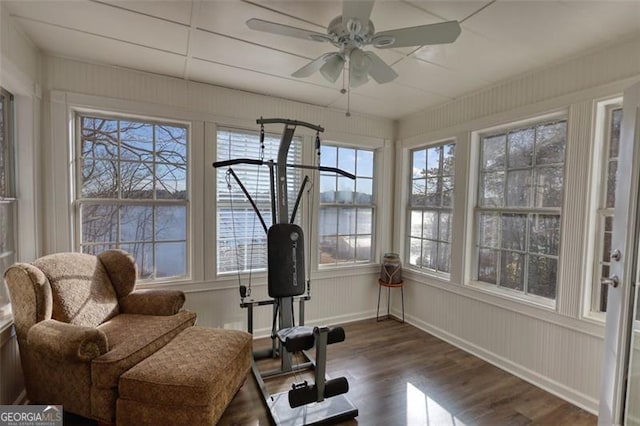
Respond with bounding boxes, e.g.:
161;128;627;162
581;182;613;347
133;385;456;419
402;311;599;415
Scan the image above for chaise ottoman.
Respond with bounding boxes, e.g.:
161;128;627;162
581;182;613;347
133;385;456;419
116;326;252;426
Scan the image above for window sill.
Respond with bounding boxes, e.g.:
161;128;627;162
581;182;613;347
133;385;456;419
213;271;268;286
314;263;380;280
466;280;556;311
582;310;606;325
403;267;451;284
136;276;197;290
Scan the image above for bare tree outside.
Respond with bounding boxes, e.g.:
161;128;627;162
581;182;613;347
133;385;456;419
594;107;623;312
79;116;188;279
476;120;566;299
409;142;455;274
0;88;16;313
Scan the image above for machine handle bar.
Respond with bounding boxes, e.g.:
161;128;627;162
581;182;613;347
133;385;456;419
212;158;355;180
257;117;324;133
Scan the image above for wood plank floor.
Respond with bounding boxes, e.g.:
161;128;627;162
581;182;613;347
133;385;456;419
63;318;596;425
219;318;597;426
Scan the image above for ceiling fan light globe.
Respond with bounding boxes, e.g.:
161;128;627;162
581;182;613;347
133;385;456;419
320;55;345;83
349;48;371;87
350;49;370;69
349;73;369;87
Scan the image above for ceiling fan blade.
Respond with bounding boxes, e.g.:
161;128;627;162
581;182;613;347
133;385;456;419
342;0;374;27
247;18;332;42
364;52;398;84
373;21;461;49
292;53;336;78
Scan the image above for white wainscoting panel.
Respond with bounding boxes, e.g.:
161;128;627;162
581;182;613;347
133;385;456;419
183;273;380;338
397;279;602;413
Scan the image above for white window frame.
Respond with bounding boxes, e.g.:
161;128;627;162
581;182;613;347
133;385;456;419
467;113;567;307
73;111;191;282
584;97;623;321
406;140;455;277
318;143;376;268
0;87;16;322
215;126;303;276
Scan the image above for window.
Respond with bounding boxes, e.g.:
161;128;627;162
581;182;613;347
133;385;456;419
0;88;16;319
76;114;189;280
474;118;567;300
592;106;623;313
408;142;455;274
318;145;375;266
216;128;301;274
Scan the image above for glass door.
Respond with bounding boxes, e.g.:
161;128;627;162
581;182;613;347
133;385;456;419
599;81;640;425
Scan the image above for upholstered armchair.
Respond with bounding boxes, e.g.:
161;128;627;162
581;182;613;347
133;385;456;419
4;249;197;423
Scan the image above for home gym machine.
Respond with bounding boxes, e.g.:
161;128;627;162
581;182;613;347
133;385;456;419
213;118;358;425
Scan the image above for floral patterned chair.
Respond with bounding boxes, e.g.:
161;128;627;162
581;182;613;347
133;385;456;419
4;249;196;423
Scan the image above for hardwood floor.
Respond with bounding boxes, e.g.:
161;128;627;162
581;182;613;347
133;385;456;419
219;318;596;426
62;318;596;425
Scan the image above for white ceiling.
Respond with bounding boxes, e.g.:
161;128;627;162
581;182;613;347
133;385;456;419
5;0;640;119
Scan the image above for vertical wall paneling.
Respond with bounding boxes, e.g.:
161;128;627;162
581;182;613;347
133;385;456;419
403;279;602;412
399;37;640;139
392;36;640;414
376;139;395;261
449;131;471;286
0;4;39;85
188;121;206;283
392;143;408;254
203;121;218;281
44;56;394;141
1;1;42;405
558;101;594;317
45;91;72;253
183;274;379;337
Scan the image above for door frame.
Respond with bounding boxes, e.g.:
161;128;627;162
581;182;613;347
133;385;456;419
598;81;640;425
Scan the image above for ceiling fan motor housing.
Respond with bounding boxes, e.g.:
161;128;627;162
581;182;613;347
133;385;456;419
327;15;375;49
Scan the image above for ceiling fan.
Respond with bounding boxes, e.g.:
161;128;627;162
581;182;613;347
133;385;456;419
247;0;461;88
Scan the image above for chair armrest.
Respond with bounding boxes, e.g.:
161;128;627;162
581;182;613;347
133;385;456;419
119;289;185;316
27;319;108;362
